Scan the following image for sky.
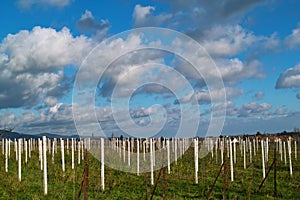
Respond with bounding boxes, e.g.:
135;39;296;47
0;0;300;137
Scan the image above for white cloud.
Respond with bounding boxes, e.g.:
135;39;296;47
77;10;110;40
262;32;280;50
133;4;172;27
201;25;257;57
18;0;70;9
237;102;271;117
276;63;300;89
175;87;243;104
275;107;287;115
1;26;91;73
44;96;57;107
0;26;92;108
285;23;300;49
254;91;264;100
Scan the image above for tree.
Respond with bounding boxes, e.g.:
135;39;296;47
256;131;262;137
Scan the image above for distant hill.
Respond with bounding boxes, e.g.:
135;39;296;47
0;130;80;140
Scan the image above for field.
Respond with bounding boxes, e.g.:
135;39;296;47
0;137;299;199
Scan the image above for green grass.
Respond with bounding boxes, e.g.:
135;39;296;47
0;140;299;199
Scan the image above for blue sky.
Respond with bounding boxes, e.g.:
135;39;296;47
0;0;300;137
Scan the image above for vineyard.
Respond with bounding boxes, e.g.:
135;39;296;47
0;136;299;199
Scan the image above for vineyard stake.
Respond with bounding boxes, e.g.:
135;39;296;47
52;139;55;165
61;139;65;172
127;139;130;166
14;139;17;161
229;138;234;182
283;141;287;165
167;139;170;174
78;140;81;165
194;138;198;184
24;140;28;164
137;139;140;176
5;139;8;172
18;138;22;182
150;138;154;185
8;139;10;158
243;140;246;169
71;138;74;169
261;140;266;178
42;136;48;195
123;140;125;163
101;138;104;191
294;140;297;160
287;139;293;177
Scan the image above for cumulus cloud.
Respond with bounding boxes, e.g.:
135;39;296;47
200;25;258;57
0;26;92;108
158;0;265;32
254;91;264;100
237;102;271;117
175;87;243;104
285;23;300;49
77;10;110;39
275;107;287;115
275;63;300;89
133;4;172;27
18;0;70;9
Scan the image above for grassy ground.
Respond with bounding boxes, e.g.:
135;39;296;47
0;140;299;199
